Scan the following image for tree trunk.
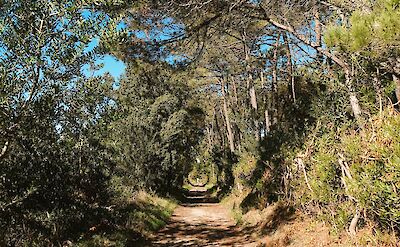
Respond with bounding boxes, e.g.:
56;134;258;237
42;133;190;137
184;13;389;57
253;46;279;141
314;5;322;47
393;74;400;104
0;141;9;160
243;31;259;140
230;77;239;106
236;125;242;153
265;109;271;134
249;86;258;111
373;69;383;112
283;33;296;103
206;126;213;150
214;106;225;147
211;111;216;144
261;72;270;137
221;79;235;153
349;208;360;236
272;34;280;124
345;70;362;120
259;15;363;120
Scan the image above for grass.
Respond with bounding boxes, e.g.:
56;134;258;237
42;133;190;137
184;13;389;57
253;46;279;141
75;191;177;247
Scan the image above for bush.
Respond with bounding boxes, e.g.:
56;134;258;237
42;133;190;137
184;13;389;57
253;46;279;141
293;109;400;232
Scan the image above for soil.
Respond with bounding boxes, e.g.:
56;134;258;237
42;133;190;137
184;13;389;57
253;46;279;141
147;188;260;247
145;188;351;247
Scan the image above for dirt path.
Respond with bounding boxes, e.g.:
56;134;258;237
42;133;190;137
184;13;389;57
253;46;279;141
148;189;260;246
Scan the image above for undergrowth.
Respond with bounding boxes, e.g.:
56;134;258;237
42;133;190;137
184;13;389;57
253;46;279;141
223;109;400;246
74;186;176;247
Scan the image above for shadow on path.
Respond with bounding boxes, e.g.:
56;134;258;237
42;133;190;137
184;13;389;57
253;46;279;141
147;188;259;247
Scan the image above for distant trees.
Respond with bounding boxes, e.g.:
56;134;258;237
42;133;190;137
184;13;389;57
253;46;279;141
147;0;400;237
107;61;204;193
1;0;399;244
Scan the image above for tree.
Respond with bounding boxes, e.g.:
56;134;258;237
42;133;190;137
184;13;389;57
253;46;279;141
0;1;121;244
107;61;204;193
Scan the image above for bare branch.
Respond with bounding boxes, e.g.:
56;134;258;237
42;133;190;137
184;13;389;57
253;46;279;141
0;141;9;159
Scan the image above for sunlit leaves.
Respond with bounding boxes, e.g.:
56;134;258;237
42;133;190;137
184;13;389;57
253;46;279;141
325;0;400;54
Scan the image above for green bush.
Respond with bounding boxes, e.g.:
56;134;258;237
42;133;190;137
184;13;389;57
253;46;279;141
293;110;400;232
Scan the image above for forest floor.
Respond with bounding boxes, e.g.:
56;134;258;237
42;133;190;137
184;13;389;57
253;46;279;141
147;187;261;246
148;202;260;246
144;187;363;247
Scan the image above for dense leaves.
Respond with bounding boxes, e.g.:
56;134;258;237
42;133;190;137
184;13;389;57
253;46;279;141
107;61;204;193
1;0;400;245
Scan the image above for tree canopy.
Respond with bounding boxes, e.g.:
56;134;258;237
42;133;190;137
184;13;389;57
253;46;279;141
1;0;400;245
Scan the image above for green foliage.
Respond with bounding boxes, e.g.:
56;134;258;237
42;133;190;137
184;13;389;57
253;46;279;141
293;110;400;232
325;0;400;54
0;1;141;245
1;0;400;244
107;61;204;193
75;191;176;247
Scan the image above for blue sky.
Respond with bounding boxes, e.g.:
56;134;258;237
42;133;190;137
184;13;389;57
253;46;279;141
82;38;126;80
84;54;126;79
79;10;188;80
81;10;127;80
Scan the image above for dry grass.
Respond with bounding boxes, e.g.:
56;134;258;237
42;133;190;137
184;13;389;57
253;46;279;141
224;192;399;247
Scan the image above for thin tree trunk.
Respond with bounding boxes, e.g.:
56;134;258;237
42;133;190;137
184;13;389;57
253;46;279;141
249;86;257;111
394;74;400;104
296;157;313;193
265;110;270;134
338;153;360;235
314;4;324;63
214;106;225;147
346;70;362;120
260;70;265;88
272;35;279;94
272;34;280;124
210;111;216;145
0;141;9;159
206;126;213;150
221;78;235;153
243;31;259;140
283;33;296;103
235;124;242;153
261;72;270;138
314;5;322;47
230;77;239;106
349;208;360;235
373;69;383;112
259;14;363;119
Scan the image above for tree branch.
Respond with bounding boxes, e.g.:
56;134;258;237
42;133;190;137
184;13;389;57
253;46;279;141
251;4;350;71
0;141;9;159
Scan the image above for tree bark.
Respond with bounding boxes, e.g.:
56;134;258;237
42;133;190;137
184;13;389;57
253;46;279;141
214;106;225;147
206;126;213;150
265;109;271;134
394;74;400;104
221;78;235;153
283;33;296;103
314;4;322;48
272;34;280;124
243;31;259;140
230;77;239;107
346;70;362;120
349;208;360;236
373;69;383;112
260;72;270;137
296;157;313;193
0;141;9;160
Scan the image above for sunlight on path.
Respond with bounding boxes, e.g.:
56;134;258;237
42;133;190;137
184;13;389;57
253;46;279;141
149;203;259;247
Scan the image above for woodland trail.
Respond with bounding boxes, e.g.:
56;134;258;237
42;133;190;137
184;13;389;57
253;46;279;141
148;188;260;247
